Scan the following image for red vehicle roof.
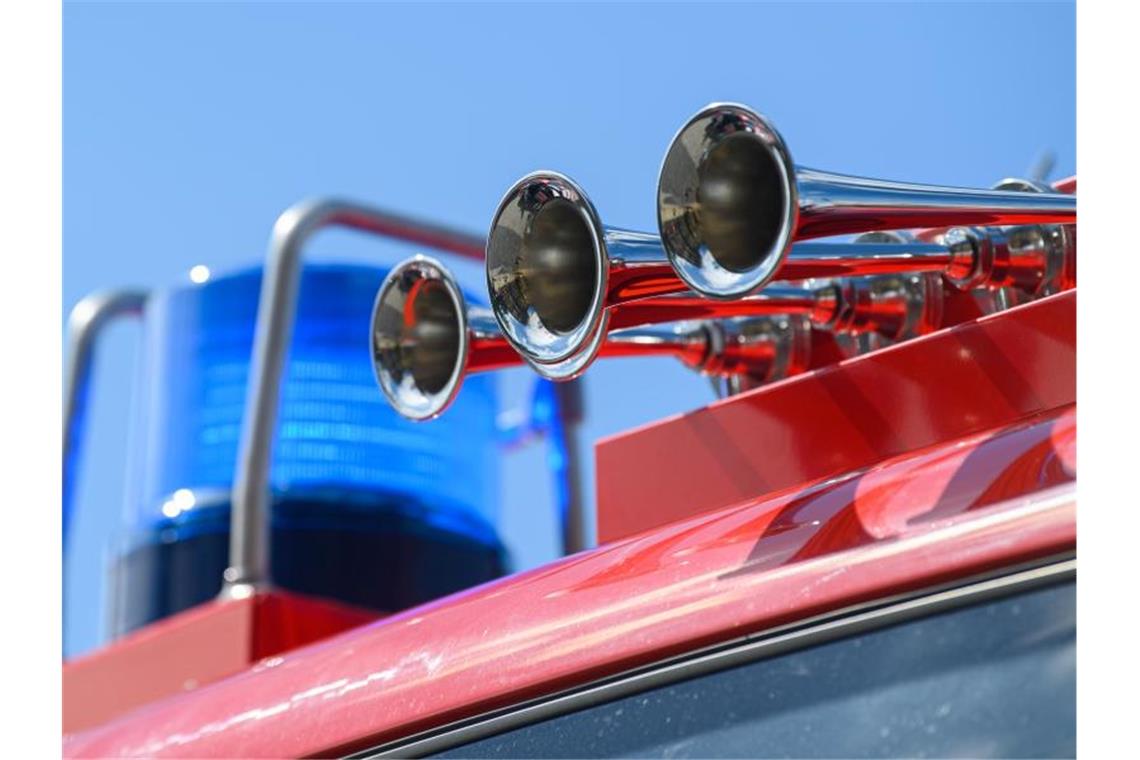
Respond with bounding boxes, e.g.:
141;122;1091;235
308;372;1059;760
65;402;1075;758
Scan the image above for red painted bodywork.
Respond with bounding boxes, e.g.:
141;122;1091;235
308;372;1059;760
66;400;1075;757
596;290;1074;543
62;590;376;734
63;277;1078;757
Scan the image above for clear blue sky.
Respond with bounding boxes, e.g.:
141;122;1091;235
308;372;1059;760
63;1;1074;656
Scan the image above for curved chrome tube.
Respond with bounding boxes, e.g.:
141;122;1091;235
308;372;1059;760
63;289;148;546
656;103;1077;298
225;199;492;597
486;171;965;380
607;285;825;329
377;256;811;419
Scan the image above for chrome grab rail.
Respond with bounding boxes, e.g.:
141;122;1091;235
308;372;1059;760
223;199;511;598
63;289;148;546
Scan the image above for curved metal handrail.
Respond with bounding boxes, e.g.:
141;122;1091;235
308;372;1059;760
222;199;587;598
63;289;148;546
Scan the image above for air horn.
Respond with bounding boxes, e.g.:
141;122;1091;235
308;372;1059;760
490;151;1076;380
486;171;975;379
657;102;1076;299
371;256;811;420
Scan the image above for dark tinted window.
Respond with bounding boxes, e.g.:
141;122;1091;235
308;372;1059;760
435;581;1074;758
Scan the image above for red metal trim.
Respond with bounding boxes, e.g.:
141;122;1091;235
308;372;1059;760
65;405;1075;758
596;290;1075;543
62;591;376;734
1053;175;1077;194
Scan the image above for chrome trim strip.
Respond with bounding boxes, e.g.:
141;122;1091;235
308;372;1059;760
352;555;1075;759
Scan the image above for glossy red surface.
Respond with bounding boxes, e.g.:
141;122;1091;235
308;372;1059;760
596;290;1075;543
66;403;1075;758
63;590;376;735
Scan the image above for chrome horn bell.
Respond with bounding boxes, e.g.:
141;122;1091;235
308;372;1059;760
657;102;1077;299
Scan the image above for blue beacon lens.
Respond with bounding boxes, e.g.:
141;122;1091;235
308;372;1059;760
111;263;506;634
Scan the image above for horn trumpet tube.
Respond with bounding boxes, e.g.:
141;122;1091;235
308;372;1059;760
486;171;968;379
608;273;942;344
656;102;1076;299
612;226;951;342
373;256;810;420
638;219;1070;347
